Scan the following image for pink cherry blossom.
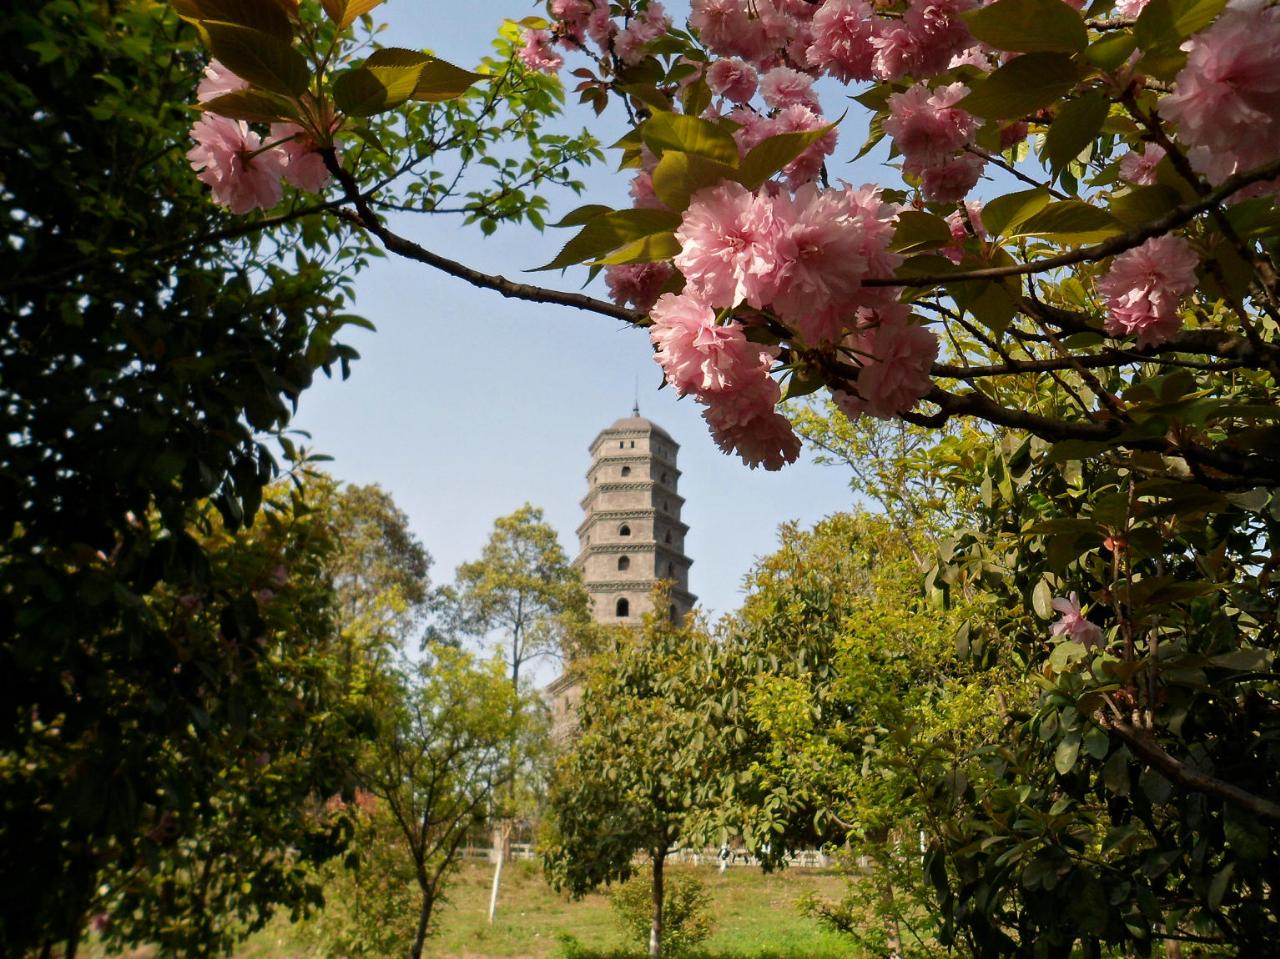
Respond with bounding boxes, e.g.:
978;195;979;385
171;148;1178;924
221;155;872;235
767;184;902;344
702;373;801;470
903;0;977;77
1050;592;1104;649
1114;0;1151;14
586;4;615;49
269;123;332;193
1160;0;1280;184
885;83;980;166
606;261;674;313
629;170;664;209
918;152;985;203
519;28;564;74
837;306;938;419
760;66;821;110
649;292;775;395
187;114;286;214
769;104;838;187
1096;235;1199;346
197;59;249;103
707;58;759;102
943;201;985;263
616;2;671;64
807;0;877;82
1118;144;1165;185
551;0;594;45
673;181;788;309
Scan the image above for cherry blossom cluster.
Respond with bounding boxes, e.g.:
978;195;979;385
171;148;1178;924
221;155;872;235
1160;0;1280;188
187;61;333;214
1096;235;1199;347
884;82;984;202
522;0;672;73
641;180;940;468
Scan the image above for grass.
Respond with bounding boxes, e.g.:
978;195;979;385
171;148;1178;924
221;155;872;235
238;860;856;959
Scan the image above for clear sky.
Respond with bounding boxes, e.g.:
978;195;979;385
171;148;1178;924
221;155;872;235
292;0;877;630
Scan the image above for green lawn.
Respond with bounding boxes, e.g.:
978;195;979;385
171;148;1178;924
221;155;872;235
240;860;855;959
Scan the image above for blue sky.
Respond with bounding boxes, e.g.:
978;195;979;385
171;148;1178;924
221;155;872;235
293;1;885;639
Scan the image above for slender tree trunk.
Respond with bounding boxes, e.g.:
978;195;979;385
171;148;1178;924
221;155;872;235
1163;939;1183;959
487;820;511;925
649;848;666;959
410;880;434;959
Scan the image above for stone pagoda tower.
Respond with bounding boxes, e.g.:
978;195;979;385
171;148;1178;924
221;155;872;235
547;409;695;740
575;408;696;623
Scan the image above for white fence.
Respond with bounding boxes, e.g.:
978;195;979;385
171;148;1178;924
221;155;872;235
459;844;832;869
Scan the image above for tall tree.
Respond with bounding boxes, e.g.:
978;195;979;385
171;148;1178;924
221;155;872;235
0;3;370;953
447;503;588;919
352;647;536;959
542;595;728;959
450;504;589;690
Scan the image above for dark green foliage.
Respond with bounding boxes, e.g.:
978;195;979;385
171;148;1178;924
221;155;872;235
0;2;369;954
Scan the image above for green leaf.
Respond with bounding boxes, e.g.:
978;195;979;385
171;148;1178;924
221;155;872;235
551;204;614;228
958;53;1082;121
1045;93;1109;177
1010;200;1123;243
1083;724;1110;760
173;0;292;40
981;187;1051;238
1223;804;1268;862
1134;0;1228;78
1055;734;1081;775
591;232;681;266
1032;580;1054;619
641;112;740;167
1207;862;1235;911
1084;33;1139;70
651;151;736;210
321;0;387;29
1207;648;1271;672
1135;0;1228;49
889;211;952;254
533;208;682;271
332;63;422;117
200;89;295;123
411;57;489;102
1108;184;1182;228
963;0;1088;53
202;21;309;98
854;111;887;161
738;120;839;189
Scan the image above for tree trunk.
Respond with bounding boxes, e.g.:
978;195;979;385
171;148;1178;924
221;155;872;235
1163;939;1183;959
409;883;434;959
649;849;666;959
487;821;511;925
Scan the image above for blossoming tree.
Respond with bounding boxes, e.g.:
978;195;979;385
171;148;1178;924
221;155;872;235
171;0;1278;951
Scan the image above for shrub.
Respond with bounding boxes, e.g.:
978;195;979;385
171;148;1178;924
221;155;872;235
610;870;715;956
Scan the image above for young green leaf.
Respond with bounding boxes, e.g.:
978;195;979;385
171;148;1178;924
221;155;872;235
332;63;422;117
202;21;309;97
173;0;292;40
533;208;682;272
1045;93;1109;177
641;112;740;167
200;89;296;124
958;53;1082;121
411;57;489;102
738;120;840;189
963;0;1089;53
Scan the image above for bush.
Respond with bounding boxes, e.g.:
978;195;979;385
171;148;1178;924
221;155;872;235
610;870;715;956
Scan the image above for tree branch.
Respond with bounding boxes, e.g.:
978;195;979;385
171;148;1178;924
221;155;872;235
866;157;1280;287
321;148;642;326
1100;715;1280;823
